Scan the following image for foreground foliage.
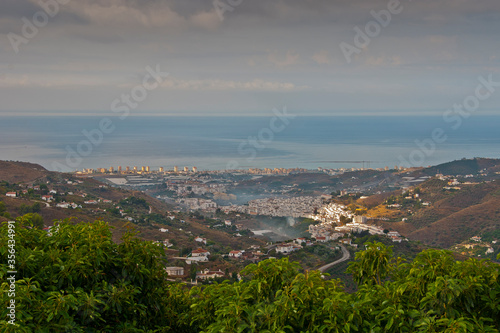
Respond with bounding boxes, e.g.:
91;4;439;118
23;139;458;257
1;218;499;332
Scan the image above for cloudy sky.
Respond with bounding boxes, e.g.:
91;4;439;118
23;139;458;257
1;0;500;116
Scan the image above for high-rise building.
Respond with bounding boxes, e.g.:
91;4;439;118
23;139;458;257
117;166;122;172
146;166;150;173
159;167;164;172
109;167;114;173
184;166;189;172
192;166;197;173
141;166;146;172
126;166;130;172
133;166;138;172
174;166;179;173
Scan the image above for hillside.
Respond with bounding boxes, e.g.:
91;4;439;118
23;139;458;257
0;160;48;183
0;161;268;275
406;181;500;248
2;158;499;269
373;176;500;249
422;157;500;176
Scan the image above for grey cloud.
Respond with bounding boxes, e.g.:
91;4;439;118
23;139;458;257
0;0;41;19
1;0;500;115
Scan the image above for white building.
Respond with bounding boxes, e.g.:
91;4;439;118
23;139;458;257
191;248;210;257
229;250;244;258
42;195;54;202
388;231;400;238
165;267;184;276
353;216;367;224
315;236;328;243
276;243;300;254
196;269;224;280
294;237;307;245
186;256;209;264
195;236;207;244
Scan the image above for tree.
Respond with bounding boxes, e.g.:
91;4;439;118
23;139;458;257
18;202;42;215
31;202;41;213
39;184;48;194
0;218;193;332
2;219;499;332
190;265;197;281
22;213;44;229
347;241;393;285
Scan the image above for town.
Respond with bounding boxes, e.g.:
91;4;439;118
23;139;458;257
1;157;500;285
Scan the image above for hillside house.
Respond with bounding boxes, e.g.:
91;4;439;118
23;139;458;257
195;236;207;244
276;243;294;254
5;192;16;198
276;243;300;254
353;216;367;224
162;239;173;247
339;238;352;245
294;237;307;245
42;195;54;201
186;256;209;264
388;231;400;238
191;248;210;257
196;269;224;280
165;267;184;276
229;250;244;258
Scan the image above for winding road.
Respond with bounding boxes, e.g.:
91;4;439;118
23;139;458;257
317;244;350;273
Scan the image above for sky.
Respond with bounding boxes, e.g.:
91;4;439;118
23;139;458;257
1;0;500;116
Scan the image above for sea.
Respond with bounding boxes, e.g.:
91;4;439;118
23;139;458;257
0;115;499;172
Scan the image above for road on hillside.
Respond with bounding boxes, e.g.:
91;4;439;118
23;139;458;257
317;244;350;273
265;244;277;255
